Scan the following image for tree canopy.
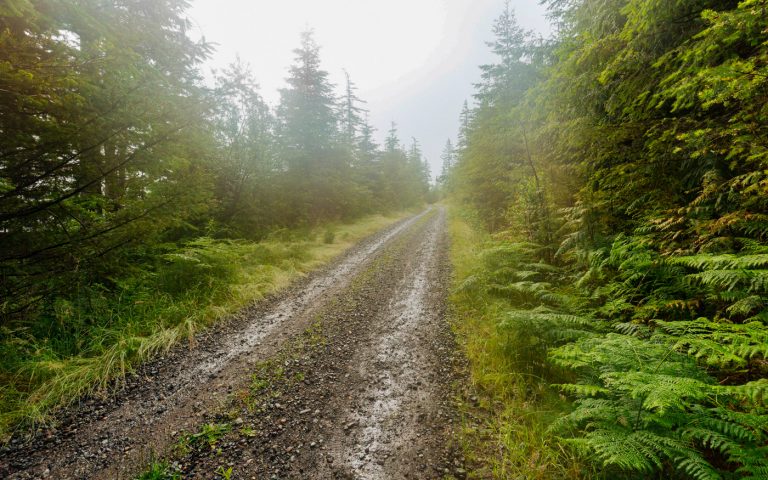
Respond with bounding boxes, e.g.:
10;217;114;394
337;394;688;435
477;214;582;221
448;0;768;477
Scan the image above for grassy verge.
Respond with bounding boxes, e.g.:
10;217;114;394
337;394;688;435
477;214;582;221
0;209;416;440
446;205;595;479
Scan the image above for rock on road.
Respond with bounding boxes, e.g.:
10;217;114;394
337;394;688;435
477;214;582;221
1;207;466;479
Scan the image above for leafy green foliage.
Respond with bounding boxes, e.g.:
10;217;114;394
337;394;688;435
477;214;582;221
182;423;232;451
460;232;768;478
551;329;768;479
136;461;182;480
450;0;768;478
216;466;234;480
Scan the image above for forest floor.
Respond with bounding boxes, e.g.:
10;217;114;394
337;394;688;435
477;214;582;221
0;207;468;480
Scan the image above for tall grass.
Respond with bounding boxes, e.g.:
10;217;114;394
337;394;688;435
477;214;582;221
0;211;412;440
447;205;596;479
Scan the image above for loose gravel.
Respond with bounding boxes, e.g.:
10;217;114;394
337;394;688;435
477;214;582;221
0;207;465;480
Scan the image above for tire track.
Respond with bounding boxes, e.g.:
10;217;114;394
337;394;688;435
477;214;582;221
1;210;437;479
165;206;464;480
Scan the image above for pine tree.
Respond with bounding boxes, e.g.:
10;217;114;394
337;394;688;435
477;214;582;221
384;122;401;154
357;114;379;163
277;29;338;158
276;29;344;222
438;139;455;190
339;70;367;149
475;0;535;105
455;4;544;232
211;59;277;236
350;114;381;212
457;100;472;153
379;123;414;209
0;0;213;320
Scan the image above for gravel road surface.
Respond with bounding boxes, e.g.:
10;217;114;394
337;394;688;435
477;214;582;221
1;207;465;480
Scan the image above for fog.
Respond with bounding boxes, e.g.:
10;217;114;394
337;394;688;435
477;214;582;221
189;0;552;178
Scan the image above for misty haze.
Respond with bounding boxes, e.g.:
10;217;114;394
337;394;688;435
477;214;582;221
1;1;767;479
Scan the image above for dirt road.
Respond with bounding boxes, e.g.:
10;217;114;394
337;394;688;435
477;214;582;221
1;207;465;479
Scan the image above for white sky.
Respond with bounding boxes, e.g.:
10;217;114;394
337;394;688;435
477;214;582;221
188;0;552;179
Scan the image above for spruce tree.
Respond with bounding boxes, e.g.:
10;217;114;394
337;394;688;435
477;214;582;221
384;122;401;154
438;139;455;190
277;29;338;159
211;60;276;236
276;29;342;222
340;70;367;149
0;0;212;319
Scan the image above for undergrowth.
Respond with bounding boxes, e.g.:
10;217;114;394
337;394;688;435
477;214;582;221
447;206;597;479
0;210;413;440
448;205;768;479
136;461;182;480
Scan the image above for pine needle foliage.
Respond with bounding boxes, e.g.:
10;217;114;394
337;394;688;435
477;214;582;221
449;1;768;476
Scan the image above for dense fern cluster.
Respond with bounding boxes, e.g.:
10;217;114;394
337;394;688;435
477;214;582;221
448;0;768;476
447;0;768;479
463;237;768;478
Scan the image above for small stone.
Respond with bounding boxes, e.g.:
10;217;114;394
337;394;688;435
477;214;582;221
344;421;357;430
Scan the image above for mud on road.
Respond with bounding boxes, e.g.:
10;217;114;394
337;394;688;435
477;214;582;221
1;207;466;479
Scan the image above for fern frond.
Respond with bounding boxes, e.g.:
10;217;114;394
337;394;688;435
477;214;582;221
686;269;768;293
555;383;610;397
586;429;658;472
655;319;768;369
713;380;768;405
726;295;765;318
675;455;722;480
599;372;712;413
615;322;651;337
672;254;768;271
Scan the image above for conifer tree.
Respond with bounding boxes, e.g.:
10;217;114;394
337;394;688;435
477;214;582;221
438;139;455;191
276;30;338;157
339;70;367;149
357;115;379;163
0;0;213;318
211;60;276;236
276;29;346;222
475;0;535;105
457;100;472;153
384;122;401;154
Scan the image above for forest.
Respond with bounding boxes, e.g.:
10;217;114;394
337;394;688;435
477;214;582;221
0;0;430;438
443;0;768;478
2;0;767;479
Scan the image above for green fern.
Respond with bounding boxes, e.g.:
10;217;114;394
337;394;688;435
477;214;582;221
459;215;768;480
550;330;767;479
655;318;768;369
672;254;768;271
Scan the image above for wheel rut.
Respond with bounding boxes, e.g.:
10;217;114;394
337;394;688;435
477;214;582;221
1;206;465;480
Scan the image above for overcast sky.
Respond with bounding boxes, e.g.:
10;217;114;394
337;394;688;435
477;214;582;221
188;0;552;179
